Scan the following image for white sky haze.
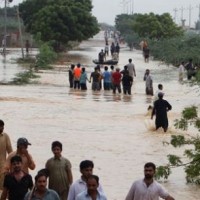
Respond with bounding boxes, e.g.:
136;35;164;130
92;0;200;27
3;0;200;27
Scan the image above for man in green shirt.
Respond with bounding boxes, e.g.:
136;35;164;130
45;141;73;200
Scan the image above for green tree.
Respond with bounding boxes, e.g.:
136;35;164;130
115;14;139;50
115;13;183;51
156;106;200;184
19;0;99;51
149;34;200;66
132;13;183;39
115;14;135;35
115;13;183;39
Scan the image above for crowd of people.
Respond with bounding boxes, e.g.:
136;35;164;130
68;57;173;133
68;58;136;95
0;120;175;200
0;124;108;200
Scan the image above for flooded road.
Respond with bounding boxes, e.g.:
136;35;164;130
0;32;200;199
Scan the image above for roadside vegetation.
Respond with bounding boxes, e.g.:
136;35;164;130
10;69;40;85
115;13;200;67
155;106;200;184
1;0;99;84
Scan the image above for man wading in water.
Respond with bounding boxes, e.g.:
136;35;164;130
151;92;172;132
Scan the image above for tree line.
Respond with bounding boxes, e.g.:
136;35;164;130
115;13;200;67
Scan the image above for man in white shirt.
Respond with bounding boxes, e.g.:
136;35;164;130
127;59;136;79
67;160;103;200
153;84;164;103
125;162;175;200
179;61;185;81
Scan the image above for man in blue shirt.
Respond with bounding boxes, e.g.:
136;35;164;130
24;171;60;200
102;66;111;90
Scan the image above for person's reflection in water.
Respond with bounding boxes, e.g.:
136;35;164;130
112;94;121;102
123;94;132;102
68;89;87;100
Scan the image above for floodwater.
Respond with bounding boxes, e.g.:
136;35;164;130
0;32;200;200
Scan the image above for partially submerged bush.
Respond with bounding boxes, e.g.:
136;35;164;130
36;43;57;69
11;70;40;85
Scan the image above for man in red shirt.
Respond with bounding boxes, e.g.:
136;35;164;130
112;68;122;94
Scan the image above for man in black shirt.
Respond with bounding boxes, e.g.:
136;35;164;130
90;67;101;91
98;50;105;64
69;64;75;88
0;155;33;200
122;71;133;95
151;92;172;132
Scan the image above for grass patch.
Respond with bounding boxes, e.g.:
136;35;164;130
10;70;40;85
17;57;36;64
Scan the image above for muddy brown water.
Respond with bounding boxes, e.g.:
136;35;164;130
0;32;200;199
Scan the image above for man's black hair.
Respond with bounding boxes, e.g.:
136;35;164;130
0;119;4;126
158;84;163;89
87;175;99;184
144;162;156;171
51;141;62;151
35;168;49;182
80;160;94;170
11;155;22;164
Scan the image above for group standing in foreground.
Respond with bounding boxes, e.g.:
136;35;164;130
0;119;175;199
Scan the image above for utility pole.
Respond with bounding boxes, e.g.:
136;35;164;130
3;0;13;56
3;0;7;56
198;4;200;21
16;7;24;59
180;6;185;21
131;0;134;15
173;8;178;23
188;5;193;28
180;6;186;27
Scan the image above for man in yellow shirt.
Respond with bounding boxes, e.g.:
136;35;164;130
0;120;13;190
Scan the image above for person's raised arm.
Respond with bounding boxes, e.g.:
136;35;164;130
23;150;36;170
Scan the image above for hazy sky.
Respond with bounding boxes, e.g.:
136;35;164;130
92;0;200;27
3;0;200;27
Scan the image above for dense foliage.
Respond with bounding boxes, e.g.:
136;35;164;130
36;43;57;69
11;70;39;85
115;13;200;67
19;0;99;51
156;106;200;184
115;13;183;50
149;34;200;66
115;13;183;39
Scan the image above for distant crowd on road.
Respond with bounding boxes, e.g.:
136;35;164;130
69;53;174;132
0;120;175;200
68;58;136;95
